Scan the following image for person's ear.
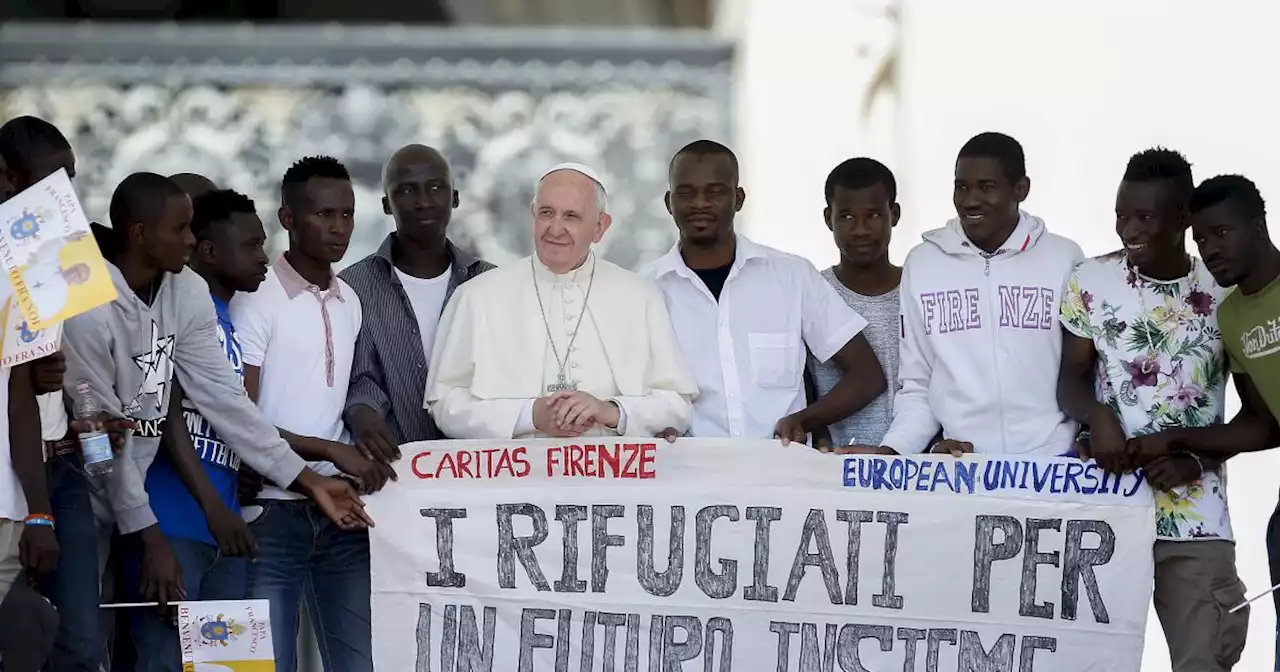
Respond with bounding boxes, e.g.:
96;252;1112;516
890;202;902;227
1013;176;1031;204
734;187;746;212
823;206;833;232
452;189;460;209
594;213;613;243
278;206;293;232
382;196;392;216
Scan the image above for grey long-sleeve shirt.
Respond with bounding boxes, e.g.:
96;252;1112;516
61;262;305;534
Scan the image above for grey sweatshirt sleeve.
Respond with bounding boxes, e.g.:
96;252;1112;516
60;309;158;533
175;287;306;489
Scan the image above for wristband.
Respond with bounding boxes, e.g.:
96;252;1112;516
1178;451;1206;475
24;513;55;529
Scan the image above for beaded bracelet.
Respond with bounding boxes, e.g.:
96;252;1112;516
23;513;55;529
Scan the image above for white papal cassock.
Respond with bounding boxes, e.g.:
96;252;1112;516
424;252;698;439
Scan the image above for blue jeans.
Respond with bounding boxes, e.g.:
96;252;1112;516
128;536;248;672
247;500;372;672
41;453;106;672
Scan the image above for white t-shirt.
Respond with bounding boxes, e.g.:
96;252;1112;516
394;265;451;365
38;393;68;443
231;257;362;501
0;368;22;522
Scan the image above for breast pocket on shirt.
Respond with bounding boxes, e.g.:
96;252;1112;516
748;332;802;389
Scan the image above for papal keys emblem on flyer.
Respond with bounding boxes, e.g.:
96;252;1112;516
7;207;50;241
199;613;247;647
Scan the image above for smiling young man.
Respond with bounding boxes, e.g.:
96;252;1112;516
808;158;902;447
644;140;885;443
872;132;1082;457
1057;150;1246;672
230;156;385;672
341;144;494;452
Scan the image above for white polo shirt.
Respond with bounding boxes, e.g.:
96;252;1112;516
231;255;362;501
642;234;867;438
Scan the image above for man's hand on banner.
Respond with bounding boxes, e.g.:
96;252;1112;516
348;404;401;463
1143;452;1204;490
1086;408;1129;473
773;414;808;446
930;439;973;457
31;352;66;395
296;470;375;530
656;428;681;443
328;441;395;494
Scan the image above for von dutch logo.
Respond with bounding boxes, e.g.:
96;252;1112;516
8;207;51;241
1241;318;1280;359
198;612;247;647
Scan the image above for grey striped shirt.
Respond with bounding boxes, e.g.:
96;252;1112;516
339;233;495;443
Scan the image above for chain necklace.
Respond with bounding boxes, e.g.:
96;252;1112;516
531;253;596;393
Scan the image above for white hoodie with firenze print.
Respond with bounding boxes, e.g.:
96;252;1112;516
881;211;1084;455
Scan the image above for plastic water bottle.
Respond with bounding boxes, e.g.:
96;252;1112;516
75;379;113;477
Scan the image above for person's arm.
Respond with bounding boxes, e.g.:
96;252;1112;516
159;380;255;557
804;364;834;449
1056;333;1108;426
791;334;885;434
1138;373;1280;458
242;364;347;463
10;361;57;581
342;321;398;462
424;283;534;439
877;264;941;453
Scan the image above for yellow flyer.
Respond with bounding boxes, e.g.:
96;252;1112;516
178;599;275;672
0;168;116;330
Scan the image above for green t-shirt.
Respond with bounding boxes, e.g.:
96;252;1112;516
1219;276;1280;412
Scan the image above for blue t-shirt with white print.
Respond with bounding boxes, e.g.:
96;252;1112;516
144;295;242;545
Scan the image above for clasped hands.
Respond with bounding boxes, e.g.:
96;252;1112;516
533;390;621;437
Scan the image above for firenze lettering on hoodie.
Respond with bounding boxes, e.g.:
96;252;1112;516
881;212;1084;456
60;263;307;534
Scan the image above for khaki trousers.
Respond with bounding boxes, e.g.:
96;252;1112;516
1153;539;1249;672
0;518;22;604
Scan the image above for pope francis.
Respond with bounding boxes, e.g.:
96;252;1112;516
424;163;698;439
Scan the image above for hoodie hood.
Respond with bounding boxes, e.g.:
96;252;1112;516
922;210;1048;258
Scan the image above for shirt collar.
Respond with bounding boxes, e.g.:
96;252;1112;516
650;233;767;278
532;250;596;286
273;253;344;301
374;233;482;276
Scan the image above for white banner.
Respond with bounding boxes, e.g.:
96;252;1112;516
369;439;1155;672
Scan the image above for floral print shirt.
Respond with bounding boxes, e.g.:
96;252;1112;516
1060;252;1230;541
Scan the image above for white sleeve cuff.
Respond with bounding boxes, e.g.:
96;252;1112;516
610;400;628;435
514;400;536;438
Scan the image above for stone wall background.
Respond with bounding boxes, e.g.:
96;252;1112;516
0;22;732;270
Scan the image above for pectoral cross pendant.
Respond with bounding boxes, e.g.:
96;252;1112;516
546;371;578;393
